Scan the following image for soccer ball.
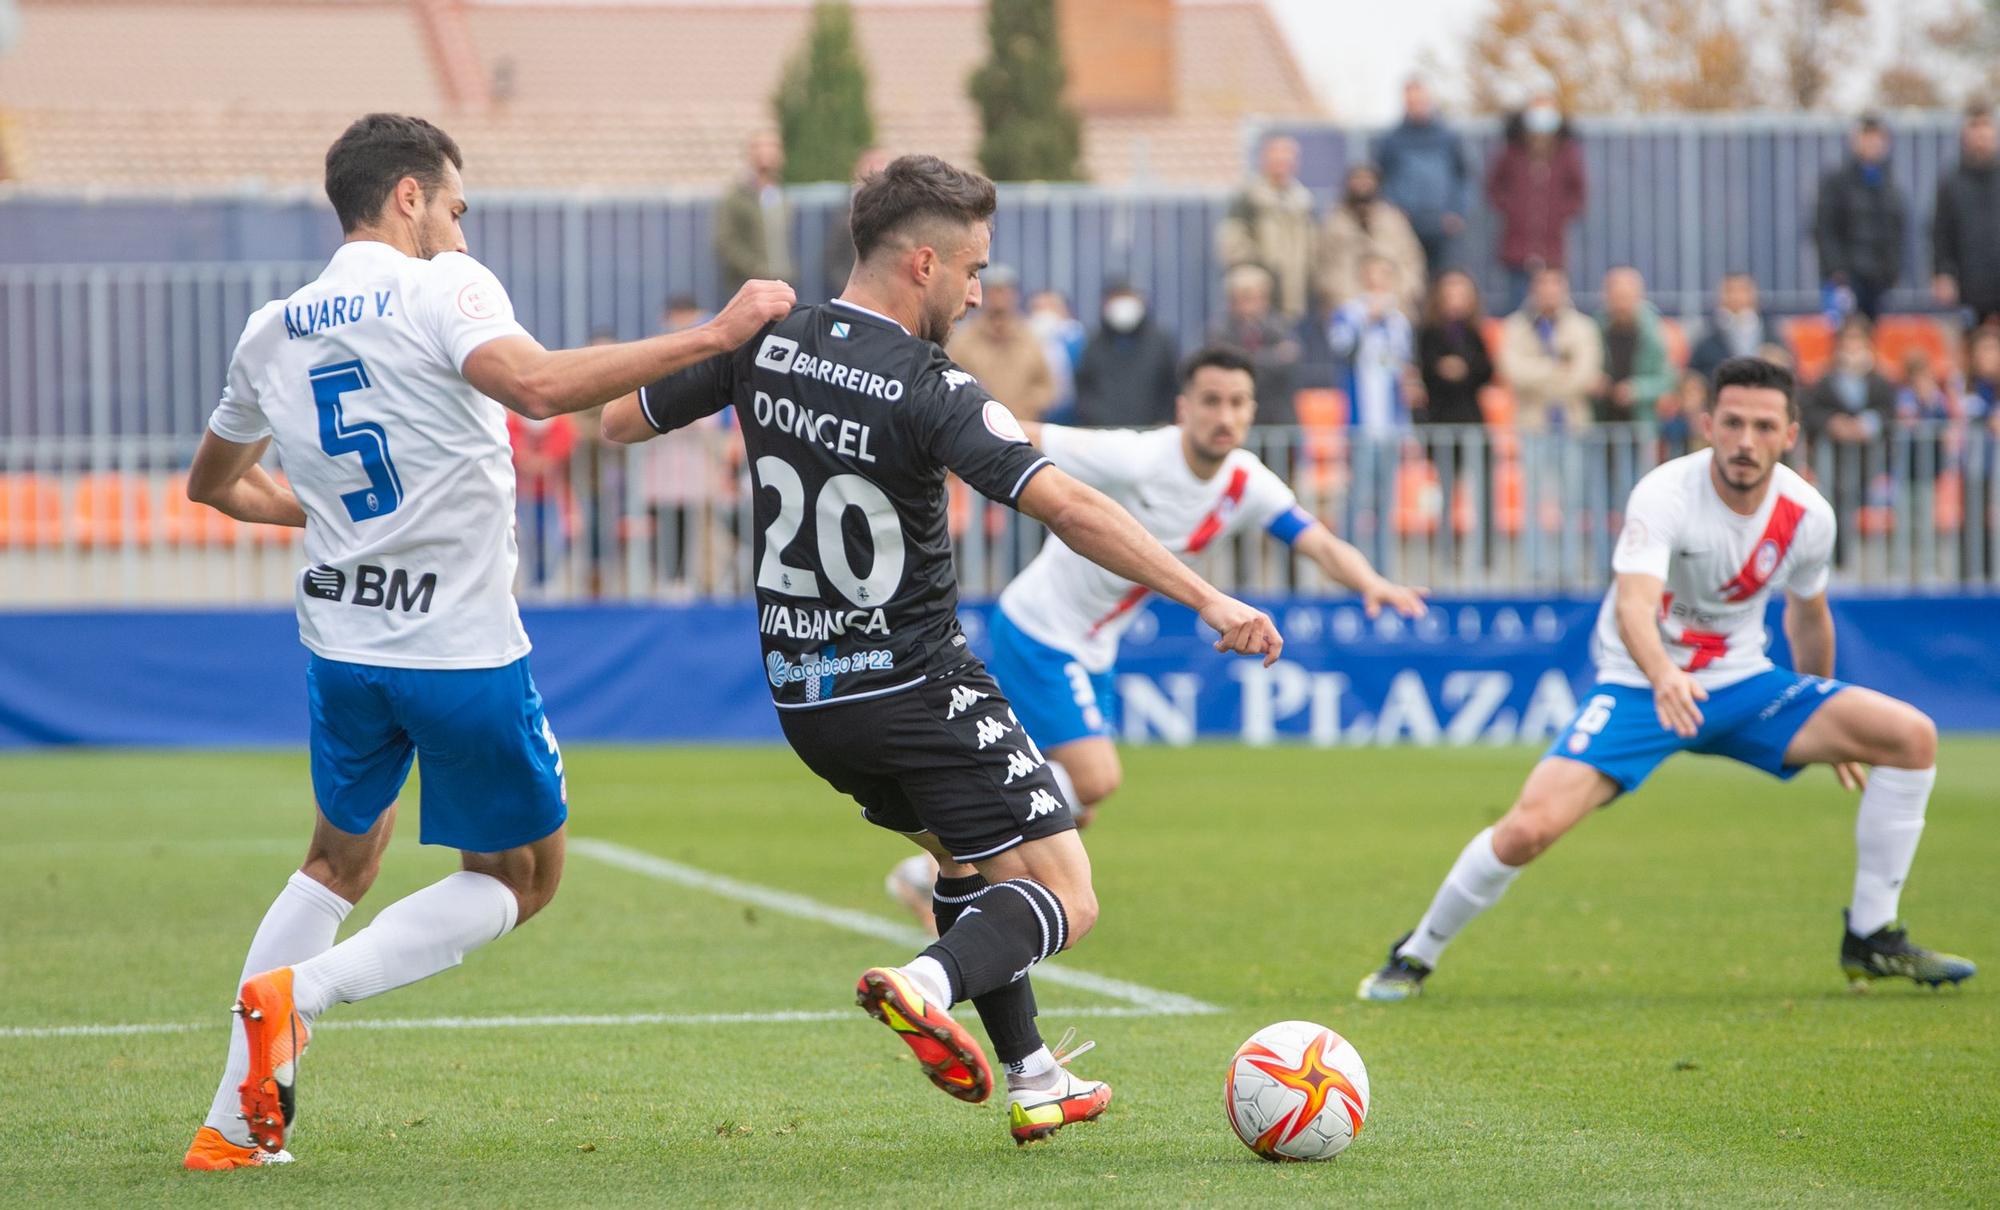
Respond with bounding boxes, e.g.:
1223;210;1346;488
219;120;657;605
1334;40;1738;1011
1224;1020;1370;1162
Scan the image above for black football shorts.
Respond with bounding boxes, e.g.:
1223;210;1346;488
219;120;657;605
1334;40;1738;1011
779;659;1077;862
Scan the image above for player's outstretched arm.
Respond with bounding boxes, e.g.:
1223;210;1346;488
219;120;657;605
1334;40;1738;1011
185;433;307;527
1292;524;1426;619
464;279;795;421
1017;466;1282;665
1612;570;1707;738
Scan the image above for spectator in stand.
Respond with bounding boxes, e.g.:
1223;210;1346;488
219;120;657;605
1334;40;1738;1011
1217;133;1318;320
1316;162;1426;318
1485;95;1587;312
1027;290;1087;424
1413;269;1496;547
715;129;794;296
508;408;577;588
1962;325;2000;426
946;264;1056;421
1802;321;1898;562
1802;321;1898;453
1812;113;1907;324
1592;266;1675;424
1659;371;1707;457
1896;349;1954;429
642;298;739;593
1328;254;1416;435
1413;269;1493;428
1208;264;1302;424
1074;283;1180;427
822;145;893;296
1932;104;2000;329
1500;265;1602;433
1689;271;1784;386
1374;76;1472;278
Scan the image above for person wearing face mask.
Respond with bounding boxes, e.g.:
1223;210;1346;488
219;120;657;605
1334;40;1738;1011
1074;284;1181;428
1316;162;1427;319
1484;96;1587;313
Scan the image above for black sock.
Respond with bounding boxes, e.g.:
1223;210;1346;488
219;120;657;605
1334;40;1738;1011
921;877;1068;1003
931;873;1042;1066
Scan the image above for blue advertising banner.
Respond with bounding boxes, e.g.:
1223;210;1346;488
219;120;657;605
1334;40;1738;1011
0;595;1994;750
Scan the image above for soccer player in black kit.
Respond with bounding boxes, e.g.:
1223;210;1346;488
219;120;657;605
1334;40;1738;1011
604;155;1281;1144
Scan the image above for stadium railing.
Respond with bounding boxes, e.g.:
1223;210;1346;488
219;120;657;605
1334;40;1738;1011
1;423;1990;607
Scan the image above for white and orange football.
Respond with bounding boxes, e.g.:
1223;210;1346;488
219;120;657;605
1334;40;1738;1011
1224;1020;1370;1161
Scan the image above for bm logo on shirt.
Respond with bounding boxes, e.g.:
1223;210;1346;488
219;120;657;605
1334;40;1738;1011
303;564;438;614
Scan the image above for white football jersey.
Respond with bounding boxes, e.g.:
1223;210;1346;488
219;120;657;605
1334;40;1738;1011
998;425;1310;672
208;241;533;669
1593;449;1836;690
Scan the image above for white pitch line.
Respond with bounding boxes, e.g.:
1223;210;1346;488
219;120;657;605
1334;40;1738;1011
0;1004;1184;1042
569;837;1221;1016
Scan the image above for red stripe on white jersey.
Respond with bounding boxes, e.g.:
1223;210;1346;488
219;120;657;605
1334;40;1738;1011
1087;466;1250;637
1718;495;1806;603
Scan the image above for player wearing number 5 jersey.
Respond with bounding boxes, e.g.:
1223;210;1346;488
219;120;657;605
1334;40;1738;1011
179;114;794;1170
1359;357;1974;1003
604;154;1282;1145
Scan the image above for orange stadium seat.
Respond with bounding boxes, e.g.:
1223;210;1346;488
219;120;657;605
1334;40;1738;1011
1786;316;1835;383
70;473;155;547
1492;456;1526;537
1292;388;1348;494
0;475;64;548
1393;457;1442;537
1874;316;1953;380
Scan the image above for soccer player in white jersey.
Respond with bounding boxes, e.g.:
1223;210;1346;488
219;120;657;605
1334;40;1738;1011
1359;357;1975;1001
178;114;793;1170
885;346;1425;927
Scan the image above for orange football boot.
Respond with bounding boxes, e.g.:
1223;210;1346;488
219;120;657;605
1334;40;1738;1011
182;1125;292;1170
854;966;992;1104
234;968;310;1153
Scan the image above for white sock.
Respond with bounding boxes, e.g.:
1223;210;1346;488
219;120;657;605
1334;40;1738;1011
1398;827;1522;969
1850;765;1935;936
901;955;952;1009
1008;1040;1056;1088
1048;760;1082;819
290;871;518;1021
204;871;353;1144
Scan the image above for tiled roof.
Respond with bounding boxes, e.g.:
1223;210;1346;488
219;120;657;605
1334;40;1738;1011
0;0;1320;188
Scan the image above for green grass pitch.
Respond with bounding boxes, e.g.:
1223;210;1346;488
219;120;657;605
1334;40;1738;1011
2;741;1994;1207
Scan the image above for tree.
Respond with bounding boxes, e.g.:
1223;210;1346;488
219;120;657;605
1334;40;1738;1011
968;0;1082;181
773;1;875;184
1459;0;1875;115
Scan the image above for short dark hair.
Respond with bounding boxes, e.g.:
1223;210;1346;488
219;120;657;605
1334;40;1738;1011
1712;356;1797;419
849;154;997;262
324;114;463;234
1180;345;1256;387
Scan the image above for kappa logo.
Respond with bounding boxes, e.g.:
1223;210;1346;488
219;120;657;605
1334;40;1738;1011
755;334;800;373
1026;788;1063;819
945;683;990;719
942;368;976;391
1003;749;1041;784
974;715;1011;749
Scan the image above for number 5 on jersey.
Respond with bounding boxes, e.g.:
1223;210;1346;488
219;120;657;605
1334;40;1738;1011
753;454;904;606
311;358;404;522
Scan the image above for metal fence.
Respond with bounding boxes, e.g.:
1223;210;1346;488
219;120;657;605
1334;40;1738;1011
0;111;1978;321
3;423;1991;608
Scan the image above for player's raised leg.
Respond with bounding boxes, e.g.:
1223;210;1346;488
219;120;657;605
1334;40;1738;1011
1360;755;1619;1001
1781;687;1975;988
184;807;393;1170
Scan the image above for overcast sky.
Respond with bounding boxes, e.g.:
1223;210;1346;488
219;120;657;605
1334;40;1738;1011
1264;0;1487;124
